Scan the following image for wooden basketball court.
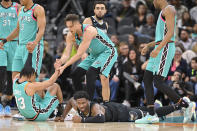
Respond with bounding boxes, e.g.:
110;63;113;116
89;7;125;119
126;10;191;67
0;110;196;131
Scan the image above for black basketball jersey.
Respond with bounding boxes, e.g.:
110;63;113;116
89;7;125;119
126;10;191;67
90;16;108;33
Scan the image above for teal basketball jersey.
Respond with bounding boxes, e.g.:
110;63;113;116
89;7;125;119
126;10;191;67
75;24;115;56
0;2;18;40
18;4;43;45
155;5;176;42
13;79;38;118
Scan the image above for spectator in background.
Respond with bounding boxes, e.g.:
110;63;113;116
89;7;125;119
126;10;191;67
187;57;197;88
177;11;196;32
168;47;188;81
170;0;188;20
56;28;69;58
118;42;129;64
133;2;147;31
110;35;120;47
190;0;197;23
122;49;144;107
128;34;138;50
179;29;195;50
140;13;155;37
116;0;135;23
43;41;54;75
192;24;197;41
169;70;194;98
137;13;155;40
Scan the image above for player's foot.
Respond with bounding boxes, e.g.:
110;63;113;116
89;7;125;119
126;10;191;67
154;100;162;109
4;105;12;117
183;101;196;123
12;113;25;121
191;109;196;122
135;113;159;124
122;100;131;107
0;104;4;117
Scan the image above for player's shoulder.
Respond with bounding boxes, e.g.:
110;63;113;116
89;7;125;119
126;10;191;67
165;5;176;13
34;4;45;11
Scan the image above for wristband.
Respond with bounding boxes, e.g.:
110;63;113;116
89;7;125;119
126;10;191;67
2;39;7;44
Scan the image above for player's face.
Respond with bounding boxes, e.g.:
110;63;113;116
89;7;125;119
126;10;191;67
94;4;107;20
76;98;89;112
66;21;78;34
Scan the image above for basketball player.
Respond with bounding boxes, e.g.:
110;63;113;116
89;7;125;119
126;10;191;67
71;1;108;98
55;91;196;123
0;0;21;116
135;0;195;124
83;1;108;33
0;0;46;79
13;52;63;121
59;14;118;102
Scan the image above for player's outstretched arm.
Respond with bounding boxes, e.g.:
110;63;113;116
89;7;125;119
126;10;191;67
60;32;75;64
60;26;97;71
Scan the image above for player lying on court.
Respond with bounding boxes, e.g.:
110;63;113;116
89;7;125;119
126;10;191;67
55;91;196;123
13;52;63;121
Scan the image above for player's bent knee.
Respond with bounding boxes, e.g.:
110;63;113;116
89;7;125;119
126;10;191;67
47;83;59;96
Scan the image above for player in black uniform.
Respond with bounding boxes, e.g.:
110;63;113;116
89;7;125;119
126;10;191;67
55;91;193;123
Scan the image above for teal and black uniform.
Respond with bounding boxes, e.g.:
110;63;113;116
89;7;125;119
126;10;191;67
0;2;18;71
13;79;59;121
75;24;118;77
13;4;43;75
146;5;176;77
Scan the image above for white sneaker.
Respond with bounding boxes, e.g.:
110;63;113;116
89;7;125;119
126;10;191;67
183;101;196;123
122;100;131;107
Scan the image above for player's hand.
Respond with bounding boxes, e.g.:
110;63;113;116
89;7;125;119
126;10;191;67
72;115;82;123
81;53;88;61
59;65;66;75
55;116;64;122
54;59;62;70
150;48;160;58
0;42;4;50
26;41;37;53
141;44;149;55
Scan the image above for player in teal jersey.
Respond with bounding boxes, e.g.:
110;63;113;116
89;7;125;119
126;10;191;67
59;14;118;102
135;0;195;124
13;52;63;121
0;0;21;117
0;0;46;80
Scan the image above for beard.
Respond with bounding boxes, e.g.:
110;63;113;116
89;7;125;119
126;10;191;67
95;15;104;20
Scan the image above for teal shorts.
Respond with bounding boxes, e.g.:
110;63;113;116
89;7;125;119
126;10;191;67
0;41;18;71
12;42;43;75
146;42;175;77
34;91;59;121
78;47;118;77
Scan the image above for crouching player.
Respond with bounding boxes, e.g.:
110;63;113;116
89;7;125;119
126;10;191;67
13;53;63;121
